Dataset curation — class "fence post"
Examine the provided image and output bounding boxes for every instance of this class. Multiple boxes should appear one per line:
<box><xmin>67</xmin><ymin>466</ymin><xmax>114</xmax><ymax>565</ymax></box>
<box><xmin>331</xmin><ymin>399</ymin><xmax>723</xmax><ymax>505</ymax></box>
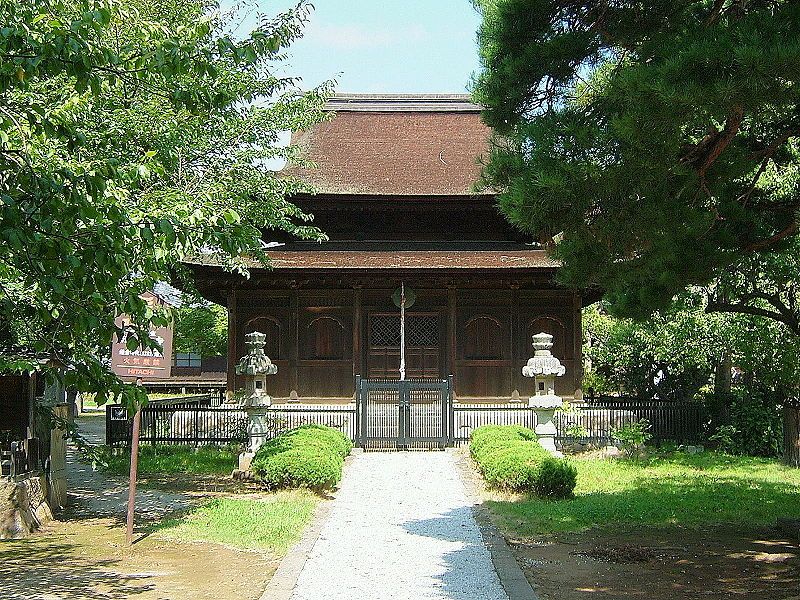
<box><xmin>359</xmin><ymin>377</ymin><xmax>368</xmax><ymax>447</ymax></box>
<box><xmin>354</xmin><ymin>376</ymin><xmax>361</xmax><ymax>446</ymax></box>
<box><xmin>106</xmin><ymin>405</ymin><xmax>111</xmax><ymax>446</ymax></box>
<box><xmin>447</xmin><ymin>375</ymin><xmax>454</xmax><ymax>446</ymax></box>
<box><xmin>529</xmin><ymin>405</ymin><xmax>536</xmax><ymax>433</ymax></box>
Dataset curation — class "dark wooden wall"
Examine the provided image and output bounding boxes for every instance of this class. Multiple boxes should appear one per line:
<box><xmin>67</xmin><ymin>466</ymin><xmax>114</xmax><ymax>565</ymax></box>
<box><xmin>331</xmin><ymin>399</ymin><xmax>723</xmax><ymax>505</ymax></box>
<box><xmin>0</xmin><ymin>374</ymin><xmax>31</xmax><ymax>439</ymax></box>
<box><xmin>230</xmin><ymin>283</ymin><xmax>581</xmax><ymax>402</ymax></box>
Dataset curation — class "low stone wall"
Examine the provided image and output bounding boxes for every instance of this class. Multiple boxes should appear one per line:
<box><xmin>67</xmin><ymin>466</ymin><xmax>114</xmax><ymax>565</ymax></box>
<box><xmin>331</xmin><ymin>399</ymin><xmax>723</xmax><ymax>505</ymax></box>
<box><xmin>0</xmin><ymin>474</ymin><xmax>53</xmax><ymax>539</ymax></box>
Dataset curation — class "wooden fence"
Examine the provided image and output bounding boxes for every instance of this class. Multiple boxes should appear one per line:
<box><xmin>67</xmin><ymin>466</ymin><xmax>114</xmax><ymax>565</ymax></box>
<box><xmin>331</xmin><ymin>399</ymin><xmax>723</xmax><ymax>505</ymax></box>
<box><xmin>106</xmin><ymin>398</ymin><xmax>703</xmax><ymax>449</ymax></box>
<box><xmin>452</xmin><ymin>400</ymin><xmax>704</xmax><ymax>447</ymax></box>
<box><xmin>106</xmin><ymin>403</ymin><xmax>357</xmax><ymax>447</ymax></box>
<box><xmin>0</xmin><ymin>437</ymin><xmax>40</xmax><ymax>478</ymax></box>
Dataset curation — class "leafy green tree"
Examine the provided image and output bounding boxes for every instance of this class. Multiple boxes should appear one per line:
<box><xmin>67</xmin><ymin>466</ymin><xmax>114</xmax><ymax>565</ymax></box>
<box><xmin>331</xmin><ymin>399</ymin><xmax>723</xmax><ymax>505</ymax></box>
<box><xmin>583</xmin><ymin>298</ymin><xmax>726</xmax><ymax>400</ymax></box>
<box><xmin>472</xmin><ymin>0</ymin><xmax>800</xmax><ymax>331</ymax></box>
<box><xmin>173</xmin><ymin>301</ymin><xmax>227</xmax><ymax>357</ymax></box>
<box><xmin>0</xmin><ymin>0</ymin><xmax>330</xmax><ymax>406</ymax></box>
<box><xmin>584</xmin><ymin>295</ymin><xmax>799</xmax><ymax>458</ymax></box>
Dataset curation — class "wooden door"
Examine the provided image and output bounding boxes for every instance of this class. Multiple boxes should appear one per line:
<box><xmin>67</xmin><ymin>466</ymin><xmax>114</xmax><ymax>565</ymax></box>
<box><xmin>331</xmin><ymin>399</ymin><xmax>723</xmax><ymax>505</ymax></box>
<box><xmin>367</xmin><ymin>312</ymin><xmax>441</xmax><ymax>379</ymax></box>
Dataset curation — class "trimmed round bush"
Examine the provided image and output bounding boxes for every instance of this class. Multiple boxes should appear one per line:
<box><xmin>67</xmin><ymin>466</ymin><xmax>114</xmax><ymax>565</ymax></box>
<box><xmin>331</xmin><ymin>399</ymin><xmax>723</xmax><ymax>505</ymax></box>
<box><xmin>255</xmin><ymin>447</ymin><xmax>342</xmax><ymax>490</ymax></box>
<box><xmin>533</xmin><ymin>457</ymin><xmax>578</xmax><ymax>499</ymax></box>
<box><xmin>470</xmin><ymin>425</ymin><xmax>538</xmax><ymax>459</ymax></box>
<box><xmin>469</xmin><ymin>425</ymin><xmax>577</xmax><ymax>499</ymax></box>
<box><xmin>479</xmin><ymin>442</ymin><xmax>541</xmax><ymax>491</ymax></box>
<box><xmin>250</xmin><ymin>424</ymin><xmax>351</xmax><ymax>491</ymax></box>
<box><xmin>291</xmin><ymin>424</ymin><xmax>353</xmax><ymax>458</ymax></box>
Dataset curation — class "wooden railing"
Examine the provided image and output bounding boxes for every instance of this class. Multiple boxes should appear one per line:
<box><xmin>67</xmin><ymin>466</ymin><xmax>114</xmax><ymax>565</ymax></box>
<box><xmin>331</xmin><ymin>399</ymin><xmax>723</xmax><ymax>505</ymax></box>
<box><xmin>1</xmin><ymin>437</ymin><xmax>41</xmax><ymax>478</ymax></box>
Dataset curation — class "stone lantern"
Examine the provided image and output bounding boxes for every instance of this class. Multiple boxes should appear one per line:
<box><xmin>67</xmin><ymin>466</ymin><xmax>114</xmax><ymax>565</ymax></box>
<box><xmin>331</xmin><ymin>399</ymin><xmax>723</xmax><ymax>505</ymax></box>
<box><xmin>235</xmin><ymin>332</ymin><xmax>278</xmax><ymax>407</ymax></box>
<box><xmin>522</xmin><ymin>332</ymin><xmax>566</xmax><ymax>456</ymax></box>
<box><xmin>234</xmin><ymin>331</ymin><xmax>278</xmax><ymax>472</ymax></box>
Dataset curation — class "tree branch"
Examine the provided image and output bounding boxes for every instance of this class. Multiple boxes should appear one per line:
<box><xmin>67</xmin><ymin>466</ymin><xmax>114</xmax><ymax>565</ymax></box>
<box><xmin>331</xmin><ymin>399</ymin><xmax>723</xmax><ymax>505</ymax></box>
<box><xmin>706</xmin><ymin>300</ymin><xmax>800</xmax><ymax>335</ymax></box>
<box><xmin>749</xmin><ymin>126</ymin><xmax>800</xmax><ymax>160</ymax></box>
<box><xmin>704</xmin><ymin>0</ymin><xmax>728</xmax><ymax>26</ymax></box>
<box><xmin>742</xmin><ymin>221</ymin><xmax>799</xmax><ymax>253</ymax></box>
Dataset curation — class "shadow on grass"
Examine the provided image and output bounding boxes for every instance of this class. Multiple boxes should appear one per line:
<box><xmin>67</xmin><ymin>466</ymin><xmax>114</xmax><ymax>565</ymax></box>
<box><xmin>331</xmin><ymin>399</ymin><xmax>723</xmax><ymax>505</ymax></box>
<box><xmin>0</xmin><ymin>541</ymin><xmax>152</xmax><ymax>600</ymax></box>
<box><xmin>489</xmin><ymin>471</ymin><xmax>800</xmax><ymax>536</ymax></box>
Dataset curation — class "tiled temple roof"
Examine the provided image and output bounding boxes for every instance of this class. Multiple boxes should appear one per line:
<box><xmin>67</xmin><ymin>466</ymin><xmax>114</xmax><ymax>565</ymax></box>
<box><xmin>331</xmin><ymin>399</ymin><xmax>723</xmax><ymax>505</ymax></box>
<box><xmin>283</xmin><ymin>94</ymin><xmax>492</xmax><ymax>196</ymax></box>
<box><xmin>184</xmin><ymin>248</ymin><xmax>558</xmax><ymax>271</ymax></box>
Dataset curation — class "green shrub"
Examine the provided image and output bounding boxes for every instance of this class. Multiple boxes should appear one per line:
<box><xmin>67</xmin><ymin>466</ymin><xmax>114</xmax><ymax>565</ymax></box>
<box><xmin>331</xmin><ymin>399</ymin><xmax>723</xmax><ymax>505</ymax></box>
<box><xmin>612</xmin><ymin>419</ymin><xmax>652</xmax><ymax>456</ymax></box>
<box><xmin>98</xmin><ymin>444</ymin><xmax>238</xmax><ymax>475</ymax></box>
<box><xmin>534</xmin><ymin>457</ymin><xmax>578</xmax><ymax>499</ymax></box>
<box><xmin>469</xmin><ymin>425</ymin><xmax>577</xmax><ymax>498</ymax></box>
<box><xmin>479</xmin><ymin>441</ymin><xmax>547</xmax><ymax>490</ymax></box>
<box><xmin>708</xmin><ymin>424</ymin><xmax>738</xmax><ymax>454</ymax></box>
<box><xmin>255</xmin><ymin>447</ymin><xmax>343</xmax><ymax>490</ymax></box>
<box><xmin>470</xmin><ymin>425</ymin><xmax>537</xmax><ymax>461</ymax></box>
<box><xmin>250</xmin><ymin>425</ymin><xmax>351</xmax><ymax>491</ymax></box>
<box><xmin>704</xmin><ymin>389</ymin><xmax>783</xmax><ymax>457</ymax></box>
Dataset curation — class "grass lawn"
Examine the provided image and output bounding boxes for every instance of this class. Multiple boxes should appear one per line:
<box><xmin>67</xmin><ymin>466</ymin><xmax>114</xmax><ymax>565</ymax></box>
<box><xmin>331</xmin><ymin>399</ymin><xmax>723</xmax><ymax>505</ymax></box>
<box><xmin>153</xmin><ymin>492</ymin><xmax>318</xmax><ymax>553</ymax></box>
<box><xmin>99</xmin><ymin>444</ymin><xmax>238</xmax><ymax>476</ymax></box>
<box><xmin>487</xmin><ymin>451</ymin><xmax>800</xmax><ymax>536</ymax></box>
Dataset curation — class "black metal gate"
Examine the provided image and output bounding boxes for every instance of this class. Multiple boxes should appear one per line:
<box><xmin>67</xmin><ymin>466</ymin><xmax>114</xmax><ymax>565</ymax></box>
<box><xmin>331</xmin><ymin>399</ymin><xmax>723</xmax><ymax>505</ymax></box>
<box><xmin>356</xmin><ymin>376</ymin><xmax>453</xmax><ymax>449</ymax></box>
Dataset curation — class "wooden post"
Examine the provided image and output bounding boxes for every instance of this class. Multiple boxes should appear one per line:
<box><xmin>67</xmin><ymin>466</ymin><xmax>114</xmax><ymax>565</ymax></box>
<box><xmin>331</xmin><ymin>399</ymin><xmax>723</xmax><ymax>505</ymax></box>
<box><xmin>784</xmin><ymin>406</ymin><xmax>800</xmax><ymax>467</ymax></box>
<box><xmin>572</xmin><ymin>293</ymin><xmax>583</xmax><ymax>400</ymax></box>
<box><xmin>511</xmin><ymin>284</ymin><xmax>520</xmax><ymax>398</ymax></box>
<box><xmin>353</xmin><ymin>286</ymin><xmax>362</xmax><ymax>378</ymax></box>
<box><xmin>399</xmin><ymin>282</ymin><xmax>406</xmax><ymax>381</ymax></box>
<box><xmin>126</xmin><ymin>403</ymin><xmax>142</xmax><ymax>546</ymax></box>
<box><xmin>290</xmin><ymin>287</ymin><xmax>299</xmax><ymax>394</ymax></box>
<box><xmin>226</xmin><ymin>290</ymin><xmax>237</xmax><ymax>397</ymax></box>
<box><xmin>447</xmin><ymin>286</ymin><xmax>457</xmax><ymax>397</ymax></box>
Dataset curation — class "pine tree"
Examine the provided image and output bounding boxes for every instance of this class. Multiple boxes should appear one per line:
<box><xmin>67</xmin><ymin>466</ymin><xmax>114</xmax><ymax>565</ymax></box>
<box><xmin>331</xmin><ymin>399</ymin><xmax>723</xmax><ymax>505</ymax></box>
<box><xmin>473</xmin><ymin>0</ymin><xmax>800</xmax><ymax>328</ymax></box>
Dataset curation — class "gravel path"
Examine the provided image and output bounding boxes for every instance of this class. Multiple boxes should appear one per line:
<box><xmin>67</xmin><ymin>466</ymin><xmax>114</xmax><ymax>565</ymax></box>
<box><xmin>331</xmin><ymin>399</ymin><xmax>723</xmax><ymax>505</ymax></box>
<box><xmin>67</xmin><ymin>412</ymin><xmax>192</xmax><ymax>521</ymax></box>
<box><xmin>289</xmin><ymin>452</ymin><xmax>509</xmax><ymax>600</ymax></box>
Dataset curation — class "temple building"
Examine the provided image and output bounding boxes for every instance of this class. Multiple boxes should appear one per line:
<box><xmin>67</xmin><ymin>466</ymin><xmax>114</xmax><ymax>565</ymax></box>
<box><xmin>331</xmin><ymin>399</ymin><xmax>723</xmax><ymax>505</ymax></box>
<box><xmin>185</xmin><ymin>94</ymin><xmax>588</xmax><ymax>403</ymax></box>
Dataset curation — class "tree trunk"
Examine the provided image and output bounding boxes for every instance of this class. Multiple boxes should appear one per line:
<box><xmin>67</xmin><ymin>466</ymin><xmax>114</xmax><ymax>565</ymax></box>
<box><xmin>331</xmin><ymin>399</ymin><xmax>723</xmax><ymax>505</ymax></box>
<box><xmin>784</xmin><ymin>406</ymin><xmax>800</xmax><ymax>468</ymax></box>
<box><xmin>715</xmin><ymin>352</ymin><xmax>732</xmax><ymax>395</ymax></box>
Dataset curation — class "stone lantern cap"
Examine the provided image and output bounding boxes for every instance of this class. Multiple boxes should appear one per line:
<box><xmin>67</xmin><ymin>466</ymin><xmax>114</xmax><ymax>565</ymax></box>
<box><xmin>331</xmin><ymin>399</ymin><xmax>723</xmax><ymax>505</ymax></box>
<box><xmin>522</xmin><ymin>333</ymin><xmax>566</xmax><ymax>378</ymax></box>
<box><xmin>235</xmin><ymin>332</ymin><xmax>278</xmax><ymax>376</ymax></box>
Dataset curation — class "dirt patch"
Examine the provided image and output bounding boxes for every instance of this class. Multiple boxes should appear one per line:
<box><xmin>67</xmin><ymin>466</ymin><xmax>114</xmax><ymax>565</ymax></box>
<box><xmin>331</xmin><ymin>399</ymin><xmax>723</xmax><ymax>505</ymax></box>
<box><xmin>507</xmin><ymin>525</ymin><xmax>800</xmax><ymax>600</ymax></box>
<box><xmin>0</xmin><ymin>517</ymin><xmax>277</xmax><ymax>600</ymax></box>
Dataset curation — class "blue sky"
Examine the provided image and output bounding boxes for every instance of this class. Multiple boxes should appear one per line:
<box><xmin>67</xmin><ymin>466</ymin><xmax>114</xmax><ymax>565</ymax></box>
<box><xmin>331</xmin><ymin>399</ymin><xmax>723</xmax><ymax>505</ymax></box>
<box><xmin>221</xmin><ymin>0</ymin><xmax>483</xmax><ymax>93</ymax></box>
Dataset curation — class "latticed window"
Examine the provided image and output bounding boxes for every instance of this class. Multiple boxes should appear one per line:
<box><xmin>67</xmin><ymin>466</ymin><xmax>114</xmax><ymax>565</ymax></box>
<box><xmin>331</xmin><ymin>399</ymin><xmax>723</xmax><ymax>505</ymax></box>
<box><xmin>371</xmin><ymin>315</ymin><xmax>401</xmax><ymax>347</ymax></box>
<box><xmin>370</xmin><ymin>315</ymin><xmax>438</xmax><ymax>348</ymax></box>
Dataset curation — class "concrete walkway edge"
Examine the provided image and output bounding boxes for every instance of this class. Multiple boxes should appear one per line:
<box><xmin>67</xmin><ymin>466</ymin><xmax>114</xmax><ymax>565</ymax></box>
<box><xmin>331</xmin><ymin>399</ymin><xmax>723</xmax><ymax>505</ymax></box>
<box><xmin>453</xmin><ymin>450</ymin><xmax>540</xmax><ymax>600</ymax></box>
<box><xmin>262</xmin><ymin>449</ymin><xmax>538</xmax><ymax>600</ymax></box>
<box><xmin>259</xmin><ymin>451</ymin><xmax>361</xmax><ymax>600</ymax></box>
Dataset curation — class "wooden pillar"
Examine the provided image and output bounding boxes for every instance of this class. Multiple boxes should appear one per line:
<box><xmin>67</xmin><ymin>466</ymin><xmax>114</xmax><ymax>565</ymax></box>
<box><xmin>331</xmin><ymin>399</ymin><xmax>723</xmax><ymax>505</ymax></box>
<box><xmin>511</xmin><ymin>283</ymin><xmax>520</xmax><ymax>397</ymax></box>
<box><xmin>573</xmin><ymin>292</ymin><xmax>583</xmax><ymax>399</ymax></box>
<box><xmin>353</xmin><ymin>286</ymin><xmax>363</xmax><ymax>378</ymax></box>
<box><xmin>226</xmin><ymin>290</ymin><xmax>237</xmax><ymax>395</ymax></box>
<box><xmin>289</xmin><ymin>286</ymin><xmax>299</xmax><ymax>394</ymax></box>
<box><xmin>447</xmin><ymin>285</ymin><xmax>457</xmax><ymax>399</ymax></box>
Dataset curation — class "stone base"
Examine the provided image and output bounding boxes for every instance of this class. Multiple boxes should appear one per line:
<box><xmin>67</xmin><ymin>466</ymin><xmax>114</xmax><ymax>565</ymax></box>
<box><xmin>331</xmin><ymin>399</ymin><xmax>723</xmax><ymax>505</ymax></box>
<box><xmin>1</xmin><ymin>474</ymin><xmax>53</xmax><ymax>539</ymax></box>
<box><xmin>238</xmin><ymin>451</ymin><xmax>254</xmax><ymax>472</ymax></box>
<box><xmin>231</xmin><ymin>468</ymin><xmax>256</xmax><ymax>482</ymax></box>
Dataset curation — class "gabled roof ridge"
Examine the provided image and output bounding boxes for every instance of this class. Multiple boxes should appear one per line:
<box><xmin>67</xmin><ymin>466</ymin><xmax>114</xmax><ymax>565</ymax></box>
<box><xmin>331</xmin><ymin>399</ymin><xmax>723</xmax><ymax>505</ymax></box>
<box><xmin>325</xmin><ymin>93</ymin><xmax>481</xmax><ymax>112</ymax></box>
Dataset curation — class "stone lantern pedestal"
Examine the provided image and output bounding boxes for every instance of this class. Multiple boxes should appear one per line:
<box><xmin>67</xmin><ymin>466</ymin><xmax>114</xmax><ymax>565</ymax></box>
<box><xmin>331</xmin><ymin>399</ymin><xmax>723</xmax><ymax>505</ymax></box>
<box><xmin>522</xmin><ymin>333</ymin><xmax>566</xmax><ymax>457</ymax></box>
<box><xmin>234</xmin><ymin>332</ymin><xmax>277</xmax><ymax>472</ymax></box>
